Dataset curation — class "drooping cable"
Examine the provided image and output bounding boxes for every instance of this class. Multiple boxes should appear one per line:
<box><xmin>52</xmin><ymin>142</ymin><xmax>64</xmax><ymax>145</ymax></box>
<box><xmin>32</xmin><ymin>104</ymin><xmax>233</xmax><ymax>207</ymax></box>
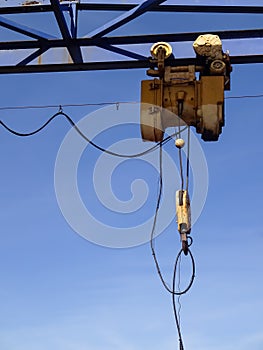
<box><xmin>149</xmin><ymin>118</ymin><xmax>196</xmax><ymax>349</ymax></box>
<box><xmin>1</xmin><ymin>103</ymin><xmax>196</xmax><ymax>347</ymax></box>
<box><xmin>0</xmin><ymin>111</ymin><xmax>187</xmax><ymax>158</ymax></box>
<box><xmin>172</xmin><ymin>245</ymin><xmax>196</xmax><ymax>350</ymax></box>
<box><xmin>150</xmin><ymin>143</ymin><xmax>195</xmax><ymax>296</ymax></box>
<box><xmin>173</xmin><ymin>250</ymin><xmax>184</xmax><ymax>350</ymax></box>
<box><xmin>177</xmin><ymin>253</ymin><xmax>182</xmax><ymax>338</ymax></box>
<box><xmin>175</xmin><ymin>125</ymin><xmax>191</xmax><ymax>348</ymax></box>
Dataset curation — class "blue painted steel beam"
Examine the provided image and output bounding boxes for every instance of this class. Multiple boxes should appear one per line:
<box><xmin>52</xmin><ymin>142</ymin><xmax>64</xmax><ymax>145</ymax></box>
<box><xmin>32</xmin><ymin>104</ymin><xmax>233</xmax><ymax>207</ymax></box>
<box><xmin>0</xmin><ymin>55</ymin><xmax>261</xmax><ymax>74</ymax></box>
<box><xmin>16</xmin><ymin>47</ymin><xmax>49</xmax><ymax>66</ymax></box>
<box><xmin>0</xmin><ymin>29</ymin><xmax>262</xmax><ymax>50</ymax></box>
<box><xmin>0</xmin><ymin>16</ymin><xmax>56</xmax><ymax>40</ymax></box>
<box><xmin>97</xmin><ymin>43</ymin><xmax>147</xmax><ymax>60</ymax></box>
<box><xmin>87</xmin><ymin>0</ymin><xmax>167</xmax><ymax>38</ymax></box>
<box><xmin>79</xmin><ymin>3</ymin><xmax>263</xmax><ymax>14</ymax></box>
<box><xmin>1</xmin><ymin>4</ymin><xmax>263</xmax><ymax>15</ymax></box>
<box><xmin>50</xmin><ymin>0</ymin><xmax>83</xmax><ymax>63</ymax></box>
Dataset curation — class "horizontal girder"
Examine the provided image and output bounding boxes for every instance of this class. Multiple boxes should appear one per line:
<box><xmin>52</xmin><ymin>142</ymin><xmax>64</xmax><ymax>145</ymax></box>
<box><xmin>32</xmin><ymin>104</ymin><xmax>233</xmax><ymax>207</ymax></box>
<box><xmin>0</xmin><ymin>1</ymin><xmax>262</xmax><ymax>74</ymax></box>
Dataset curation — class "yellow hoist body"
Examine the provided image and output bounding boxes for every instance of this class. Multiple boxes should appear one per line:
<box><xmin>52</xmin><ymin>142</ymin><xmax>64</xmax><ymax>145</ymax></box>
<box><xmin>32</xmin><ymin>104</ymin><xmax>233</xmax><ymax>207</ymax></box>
<box><xmin>141</xmin><ymin>34</ymin><xmax>232</xmax><ymax>142</ymax></box>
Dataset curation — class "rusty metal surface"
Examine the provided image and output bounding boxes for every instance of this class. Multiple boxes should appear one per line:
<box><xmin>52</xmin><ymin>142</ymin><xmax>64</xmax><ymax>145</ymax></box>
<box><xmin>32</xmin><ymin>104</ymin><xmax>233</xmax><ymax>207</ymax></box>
<box><xmin>140</xmin><ymin>35</ymin><xmax>232</xmax><ymax>142</ymax></box>
<box><xmin>140</xmin><ymin>67</ymin><xmax>227</xmax><ymax>141</ymax></box>
<box><xmin>140</xmin><ymin>79</ymin><xmax>164</xmax><ymax>142</ymax></box>
<box><xmin>176</xmin><ymin>190</ymin><xmax>191</xmax><ymax>237</ymax></box>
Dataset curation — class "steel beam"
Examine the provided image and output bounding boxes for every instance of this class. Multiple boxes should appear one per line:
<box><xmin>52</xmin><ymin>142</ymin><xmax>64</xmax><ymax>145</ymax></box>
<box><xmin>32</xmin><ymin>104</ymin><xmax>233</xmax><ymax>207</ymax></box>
<box><xmin>96</xmin><ymin>43</ymin><xmax>147</xmax><ymax>60</ymax></box>
<box><xmin>50</xmin><ymin>0</ymin><xmax>83</xmax><ymax>63</ymax></box>
<box><xmin>0</xmin><ymin>3</ymin><xmax>262</xmax><ymax>72</ymax></box>
<box><xmin>0</xmin><ymin>29</ymin><xmax>262</xmax><ymax>51</ymax></box>
<box><xmin>0</xmin><ymin>5</ymin><xmax>53</xmax><ymax>15</ymax></box>
<box><xmin>87</xmin><ymin>0</ymin><xmax>166</xmax><ymax>38</ymax></box>
<box><xmin>16</xmin><ymin>47</ymin><xmax>49</xmax><ymax>66</ymax></box>
<box><xmin>0</xmin><ymin>15</ymin><xmax>55</xmax><ymax>40</ymax></box>
<box><xmin>0</xmin><ymin>55</ymin><xmax>261</xmax><ymax>74</ymax></box>
<box><xmin>79</xmin><ymin>3</ymin><xmax>263</xmax><ymax>14</ymax></box>
<box><xmin>1</xmin><ymin>4</ymin><xmax>263</xmax><ymax>15</ymax></box>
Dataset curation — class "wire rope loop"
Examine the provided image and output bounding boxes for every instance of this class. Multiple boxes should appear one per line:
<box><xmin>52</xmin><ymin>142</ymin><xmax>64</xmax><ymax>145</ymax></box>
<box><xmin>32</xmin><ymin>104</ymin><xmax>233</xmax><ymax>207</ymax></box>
<box><xmin>172</xmin><ymin>248</ymin><xmax>195</xmax><ymax>296</ymax></box>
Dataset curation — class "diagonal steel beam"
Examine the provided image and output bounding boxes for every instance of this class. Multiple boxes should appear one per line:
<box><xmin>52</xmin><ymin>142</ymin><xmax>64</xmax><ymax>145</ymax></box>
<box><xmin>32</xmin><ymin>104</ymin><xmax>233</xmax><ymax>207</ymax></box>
<box><xmin>97</xmin><ymin>43</ymin><xmax>147</xmax><ymax>60</ymax></box>
<box><xmin>87</xmin><ymin>0</ymin><xmax>167</xmax><ymax>38</ymax></box>
<box><xmin>50</xmin><ymin>0</ymin><xmax>83</xmax><ymax>63</ymax></box>
<box><xmin>0</xmin><ymin>15</ymin><xmax>56</xmax><ymax>40</ymax></box>
<box><xmin>16</xmin><ymin>47</ymin><xmax>49</xmax><ymax>66</ymax></box>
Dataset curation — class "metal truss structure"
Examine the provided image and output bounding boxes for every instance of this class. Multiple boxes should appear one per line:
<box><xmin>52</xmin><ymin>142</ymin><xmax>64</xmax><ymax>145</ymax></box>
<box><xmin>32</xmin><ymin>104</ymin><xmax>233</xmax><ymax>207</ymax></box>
<box><xmin>0</xmin><ymin>0</ymin><xmax>263</xmax><ymax>74</ymax></box>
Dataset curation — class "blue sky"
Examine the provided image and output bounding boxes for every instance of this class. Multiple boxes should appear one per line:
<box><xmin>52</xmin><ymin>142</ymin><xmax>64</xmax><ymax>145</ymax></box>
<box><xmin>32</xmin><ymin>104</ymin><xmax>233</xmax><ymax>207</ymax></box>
<box><xmin>1</xmin><ymin>1</ymin><xmax>263</xmax><ymax>349</ymax></box>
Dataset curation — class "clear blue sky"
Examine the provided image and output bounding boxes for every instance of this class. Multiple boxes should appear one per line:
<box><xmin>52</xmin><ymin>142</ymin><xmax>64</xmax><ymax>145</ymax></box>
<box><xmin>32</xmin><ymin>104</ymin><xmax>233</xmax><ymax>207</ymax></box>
<box><xmin>1</xmin><ymin>1</ymin><xmax>263</xmax><ymax>349</ymax></box>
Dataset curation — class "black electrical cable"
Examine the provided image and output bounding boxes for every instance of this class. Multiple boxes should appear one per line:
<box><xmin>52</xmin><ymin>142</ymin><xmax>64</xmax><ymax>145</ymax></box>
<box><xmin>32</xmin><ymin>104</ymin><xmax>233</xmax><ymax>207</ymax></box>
<box><xmin>185</xmin><ymin>126</ymin><xmax>191</xmax><ymax>192</ymax></box>
<box><xmin>0</xmin><ymin>101</ymin><xmax>137</xmax><ymax>111</ymax></box>
<box><xmin>173</xmin><ymin>250</ymin><xmax>185</xmax><ymax>350</ymax></box>
<box><xmin>177</xmin><ymin>102</ymin><xmax>185</xmax><ymax>192</ymax></box>
<box><xmin>172</xmin><ymin>248</ymin><xmax>196</xmax><ymax>350</ymax></box>
<box><xmin>1</xmin><ymin>102</ymin><xmax>197</xmax><ymax>348</ymax></box>
<box><xmin>177</xmin><ymin>253</ymin><xmax>182</xmax><ymax>318</ymax></box>
<box><xmin>0</xmin><ymin>111</ymin><xmax>187</xmax><ymax>158</ymax></box>
<box><xmin>150</xmin><ymin>142</ymin><xmax>196</xmax><ymax>349</ymax></box>
<box><xmin>225</xmin><ymin>93</ymin><xmax>263</xmax><ymax>100</ymax></box>
<box><xmin>150</xmin><ymin>143</ymin><xmax>195</xmax><ymax>296</ymax></box>
<box><xmin>0</xmin><ymin>92</ymin><xmax>262</xmax><ymax>111</ymax></box>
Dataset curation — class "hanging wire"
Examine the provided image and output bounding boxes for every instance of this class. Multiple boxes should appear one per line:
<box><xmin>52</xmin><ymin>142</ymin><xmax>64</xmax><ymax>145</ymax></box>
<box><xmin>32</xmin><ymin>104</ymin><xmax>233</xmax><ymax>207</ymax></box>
<box><xmin>0</xmin><ymin>101</ymin><xmax>137</xmax><ymax>111</ymax></box>
<box><xmin>172</xmin><ymin>249</ymin><xmax>191</xmax><ymax>350</ymax></box>
<box><xmin>186</xmin><ymin>126</ymin><xmax>191</xmax><ymax>192</ymax></box>
<box><xmin>177</xmin><ymin>255</ymin><xmax>182</xmax><ymax>325</ymax></box>
<box><xmin>148</xmin><ymin>116</ymin><xmax>196</xmax><ymax>349</ymax></box>
<box><xmin>173</xmin><ymin>253</ymin><xmax>184</xmax><ymax>350</ymax></box>
<box><xmin>0</xmin><ymin>92</ymin><xmax>262</xmax><ymax>111</ymax></box>
<box><xmin>177</xmin><ymin>101</ymin><xmax>185</xmax><ymax>192</ymax></box>
<box><xmin>225</xmin><ymin>93</ymin><xmax>263</xmax><ymax>100</ymax></box>
<box><xmin>150</xmin><ymin>143</ymin><xmax>195</xmax><ymax>296</ymax></box>
<box><xmin>0</xmin><ymin>110</ymin><xmax>187</xmax><ymax>158</ymax></box>
<box><xmin>178</xmin><ymin>147</ymin><xmax>184</xmax><ymax>192</ymax></box>
<box><xmin>1</xmin><ymin>103</ymin><xmax>197</xmax><ymax>348</ymax></box>
<box><xmin>177</xmin><ymin>253</ymin><xmax>182</xmax><ymax>334</ymax></box>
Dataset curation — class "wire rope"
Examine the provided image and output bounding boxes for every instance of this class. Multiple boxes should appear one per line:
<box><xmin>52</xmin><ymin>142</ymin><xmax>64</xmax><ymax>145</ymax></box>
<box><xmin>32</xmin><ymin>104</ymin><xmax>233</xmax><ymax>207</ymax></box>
<box><xmin>186</xmin><ymin>126</ymin><xmax>191</xmax><ymax>192</ymax></box>
<box><xmin>149</xmin><ymin>128</ymin><xmax>196</xmax><ymax>349</ymax></box>
<box><xmin>0</xmin><ymin>101</ymin><xmax>137</xmax><ymax>111</ymax></box>
<box><xmin>150</xmin><ymin>143</ymin><xmax>195</xmax><ymax>296</ymax></box>
<box><xmin>0</xmin><ymin>92</ymin><xmax>262</xmax><ymax>111</ymax></box>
